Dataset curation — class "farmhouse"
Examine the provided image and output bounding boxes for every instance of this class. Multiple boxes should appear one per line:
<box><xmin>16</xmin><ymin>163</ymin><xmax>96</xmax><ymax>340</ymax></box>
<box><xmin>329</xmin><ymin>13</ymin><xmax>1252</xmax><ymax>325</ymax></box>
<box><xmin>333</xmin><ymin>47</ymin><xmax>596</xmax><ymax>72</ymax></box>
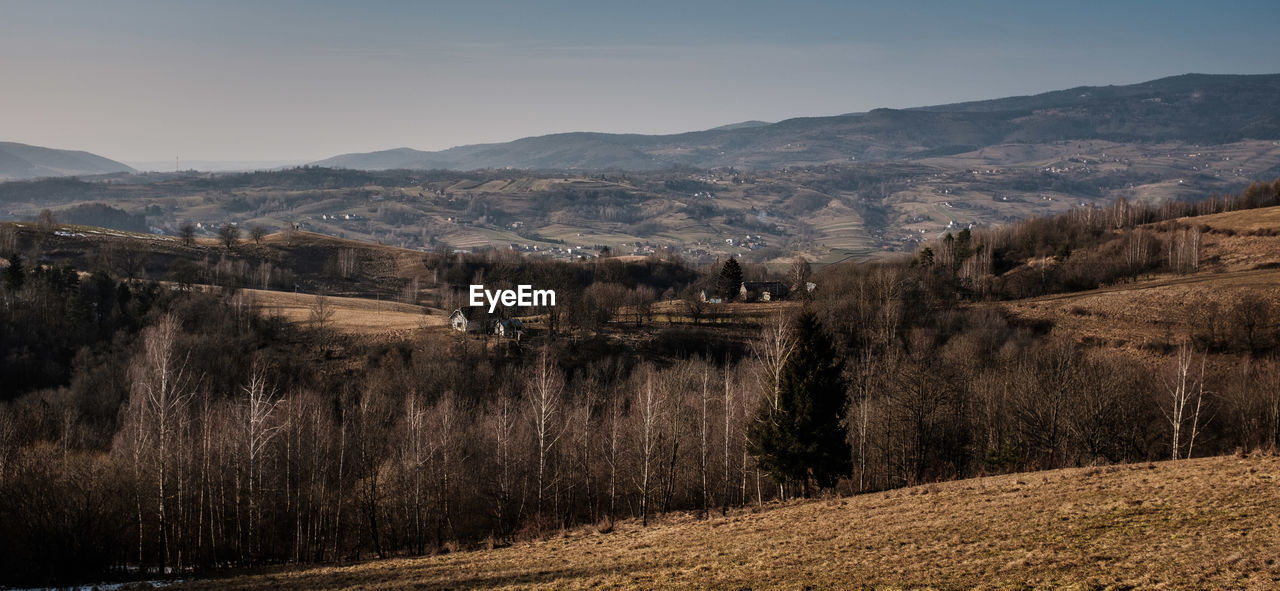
<box><xmin>494</xmin><ymin>317</ymin><xmax>523</xmax><ymax>339</ymax></box>
<box><xmin>740</xmin><ymin>281</ymin><xmax>789</xmax><ymax>302</ymax></box>
<box><xmin>448</xmin><ymin>309</ymin><xmax>484</xmax><ymax>333</ymax></box>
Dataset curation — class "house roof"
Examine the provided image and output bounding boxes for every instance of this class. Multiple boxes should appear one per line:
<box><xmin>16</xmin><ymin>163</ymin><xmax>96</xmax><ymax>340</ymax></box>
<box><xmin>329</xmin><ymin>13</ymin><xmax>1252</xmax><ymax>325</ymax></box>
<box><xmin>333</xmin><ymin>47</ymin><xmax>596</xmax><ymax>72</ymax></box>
<box><xmin>741</xmin><ymin>281</ymin><xmax>787</xmax><ymax>290</ymax></box>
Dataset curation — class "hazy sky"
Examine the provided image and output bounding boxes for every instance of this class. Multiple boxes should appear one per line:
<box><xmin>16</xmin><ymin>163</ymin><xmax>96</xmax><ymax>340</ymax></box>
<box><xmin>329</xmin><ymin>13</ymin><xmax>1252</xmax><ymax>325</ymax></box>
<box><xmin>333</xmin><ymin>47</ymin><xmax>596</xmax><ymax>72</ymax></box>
<box><xmin>2</xmin><ymin>0</ymin><xmax>1278</xmax><ymax>164</ymax></box>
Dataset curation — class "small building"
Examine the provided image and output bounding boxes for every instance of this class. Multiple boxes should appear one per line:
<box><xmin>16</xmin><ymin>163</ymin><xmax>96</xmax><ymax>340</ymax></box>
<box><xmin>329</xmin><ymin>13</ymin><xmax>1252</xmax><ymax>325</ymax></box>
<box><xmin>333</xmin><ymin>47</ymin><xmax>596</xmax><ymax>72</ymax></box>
<box><xmin>449</xmin><ymin>309</ymin><xmax>484</xmax><ymax>333</ymax></box>
<box><xmin>698</xmin><ymin>289</ymin><xmax>723</xmax><ymax>304</ymax></box>
<box><xmin>740</xmin><ymin>281</ymin><xmax>789</xmax><ymax>302</ymax></box>
<box><xmin>494</xmin><ymin>317</ymin><xmax>523</xmax><ymax>339</ymax></box>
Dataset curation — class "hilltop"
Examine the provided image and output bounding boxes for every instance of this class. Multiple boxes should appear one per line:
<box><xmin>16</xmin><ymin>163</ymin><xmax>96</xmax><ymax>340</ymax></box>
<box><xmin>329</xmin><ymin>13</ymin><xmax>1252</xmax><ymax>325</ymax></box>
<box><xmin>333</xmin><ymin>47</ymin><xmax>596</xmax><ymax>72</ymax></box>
<box><xmin>314</xmin><ymin>73</ymin><xmax>1280</xmax><ymax>172</ymax></box>
<box><xmin>0</xmin><ymin>141</ymin><xmax>134</xmax><ymax>180</ymax></box>
<box><xmin>177</xmin><ymin>454</ymin><xmax>1280</xmax><ymax>590</ymax></box>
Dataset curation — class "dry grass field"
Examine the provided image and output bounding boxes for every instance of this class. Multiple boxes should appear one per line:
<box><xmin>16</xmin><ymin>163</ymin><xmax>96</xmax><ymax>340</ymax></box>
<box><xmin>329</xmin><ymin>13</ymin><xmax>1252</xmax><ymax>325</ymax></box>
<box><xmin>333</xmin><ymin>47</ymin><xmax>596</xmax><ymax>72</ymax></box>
<box><xmin>1189</xmin><ymin>207</ymin><xmax>1280</xmax><ymax>233</ymax></box>
<box><xmin>648</xmin><ymin>299</ymin><xmax>799</xmax><ymax>325</ymax></box>
<box><xmin>245</xmin><ymin>289</ymin><xmax>443</xmax><ymax>336</ymax></box>
<box><xmin>176</xmin><ymin>454</ymin><xmax>1280</xmax><ymax>590</ymax></box>
<box><xmin>998</xmin><ymin>267</ymin><xmax>1280</xmax><ymax>355</ymax></box>
<box><xmin>995</xmin><ymin>207</ymin><xmax>1280</xmax><ymax>355</ymax></box>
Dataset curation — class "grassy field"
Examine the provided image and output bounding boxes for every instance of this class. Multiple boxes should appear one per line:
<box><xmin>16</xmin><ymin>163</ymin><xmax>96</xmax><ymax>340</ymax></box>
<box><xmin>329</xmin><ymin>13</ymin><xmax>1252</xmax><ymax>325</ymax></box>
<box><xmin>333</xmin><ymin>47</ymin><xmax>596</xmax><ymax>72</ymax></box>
<box><xmin>1188</xmin><ymin>206</ymin><xmax>1280</xmax><ymax>233</ymax></box>
<box><xmin>245</xmin><ymin>288</ymin><xmax>442</xmax><ymax>336</ymax></box>
<box><xmin>176</xmin><ymin>454</ymin><xmax>1280</xmax><ymax>590</ymax></box>
<box><xmin>997</xmin><ymin>267</ymin><xmax>1280</xmax><ymax>356</ymax></box>
<box><xmin>993</xmin><ymin>209</ymin><xmax>1280</xmax><ymax>355</ymax></box>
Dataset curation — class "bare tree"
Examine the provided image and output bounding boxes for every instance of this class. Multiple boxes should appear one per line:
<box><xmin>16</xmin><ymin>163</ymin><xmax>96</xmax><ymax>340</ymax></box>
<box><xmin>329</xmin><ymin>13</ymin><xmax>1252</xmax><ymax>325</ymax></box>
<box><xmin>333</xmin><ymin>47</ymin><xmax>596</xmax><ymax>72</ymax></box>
<box><xmin>257</xmin><ymin>261</ymin><xmax>274</xmax><ymax>290</ymax></box>
<box><xmin>721</xmin><ymin>360</ymin><xmax>735</xmax><ymax>515</ymax></box>
<box><xmin>1163</xmin><ymin>342</ymin><xmax>1210</xmax><ymax>459</ymax></box>
<box><xmin>426</xmin><ymin>392</ymin><xmax>464</xmax><ymax>546</ymax></box>
<box><xmin>350</xmin><ymin>388</ymin><xmax>391</xmax><ymax>559</ymax></box>
<box><xmin>336</xmin><ymin>248</ymin><xmax>359</xmax><ymax>279</ymax></box>
<box><xmin>486</xmin><ymin>391</ymin><xmax>521</xmax><ymax>538</ymax></box>
<box><xmin>1166</xmin><ymin>226</ymin><xmax>1201</xmax><ymax>273</ymax></box>
<box><xmin>527</xmin><ymin>347</ymin><xmax>564</xmax><ymax>517</ymax></box>
<box><xmin>603</xmin><ymin>389</ymin><xmax>625</xmax><ymax>520</ymax></box>
<box><xmin>309</xmin><ymin>296</ymin><xmax>335</xmax><ymax>336</ymax></box>
<box><xmin>37</xmin><ymin>209</ymin><xmax>56</xmax><ymax>231</ymax></box>
<box><xmin>635</xmin><ymin>369</ymin><xmax>661</xmax><ymax>527</ymax></box>
<box><xmin>851</xmin><ymin>350</ymin><xmax>877</xmax><ymax>492</ymax></box>
<box><xmin>787</xmin><ymin>255</ymin><xmax>812</xmax><ymax>296</ymax></box>
<box><xmin>401</xmin><ymin>392</ymin><xmax>429</xmax><ymax>553</ymax></box>
<box><xmin>218</xmin><ymin>224</ymin><xmax>241</xmax><ymax>250</ymax></box>
<box><xmin>753</xmin><ymin>313</ymin><xmax>795</xmax><ymax>414</ymax></box>
<box><xmin>241</xmin><ymin>362</ymin><xmax>285</xmax><ymax>560</ymax></box>
<box><xmin>123</xmin><ymin>314</ymin><xmax>194</xmax><ymax>569</ymax></box>
<box><xmin>0</xmin><ymin>224</ymin><xmax>18</xmax><ymax>256</ymax></box>
<box><xmin>249</xmin><ymin>225</ymin><xmax>268</xmax><ymax>245</ymax></box>
<box><xmin>179</xmin><ymin>222</ymin><xmax>197</xmax><ymax>247</ymax></box>
<box><xmin>696</xmin><ymin>361</ymin><xmax>712</xmax><ymax>518</ymax></box>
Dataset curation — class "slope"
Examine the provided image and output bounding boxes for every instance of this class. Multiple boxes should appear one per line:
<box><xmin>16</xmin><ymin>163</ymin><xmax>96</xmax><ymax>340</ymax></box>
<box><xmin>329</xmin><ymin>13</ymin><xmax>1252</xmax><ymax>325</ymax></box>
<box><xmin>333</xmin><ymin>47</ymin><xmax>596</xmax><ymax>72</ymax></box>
<box><xmin>996</xmin><ymin>205</ymin><xmax>1280</xmax><ymax>355</ymax></box>
<box><xmin>313</xmin><ymin>73</ymin><xmax>1280</xmax><ymax>172</ymax></box>
<box><xmin>0</xmin><ymin>141</ymin><xmax>135</xmax><ymax>180</ymax></box>
<box><xmin>177</xmin><ymin>454</ymin><xmax>1280</xmax><ymax>589</ymax></box>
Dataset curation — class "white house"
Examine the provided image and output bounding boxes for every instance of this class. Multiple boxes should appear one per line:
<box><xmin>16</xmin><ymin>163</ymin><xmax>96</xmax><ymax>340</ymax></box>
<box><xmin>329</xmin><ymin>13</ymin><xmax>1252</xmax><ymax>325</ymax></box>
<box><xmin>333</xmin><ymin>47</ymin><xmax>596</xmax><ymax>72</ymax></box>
<box><xmin>449</xmin><ymin>309</ymin><xmax>484</xmax><ymax>333</ymax></box>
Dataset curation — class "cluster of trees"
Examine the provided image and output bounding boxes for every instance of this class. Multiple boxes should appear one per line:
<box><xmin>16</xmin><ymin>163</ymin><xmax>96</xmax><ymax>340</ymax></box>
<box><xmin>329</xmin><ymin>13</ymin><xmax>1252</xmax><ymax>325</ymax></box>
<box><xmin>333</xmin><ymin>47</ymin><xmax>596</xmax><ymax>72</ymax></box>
<box><xmin>6</xmin><ymin>254</ymin><xmax>1279</xmax><ymax>585</ymax></box>
<box><xmin>913</xmin><ymin>178</ymin><xmax>1280</xmax><ymax>299</ymax></box>
<box><xmin>804</xmin><ymin>265</ymin><xmax>1280</xmax><ymax>502</ymax></box>
<box><xmin>0</xmin><ymin>301</ymin><xmax>823</xmax><ymax>584</ymax></box>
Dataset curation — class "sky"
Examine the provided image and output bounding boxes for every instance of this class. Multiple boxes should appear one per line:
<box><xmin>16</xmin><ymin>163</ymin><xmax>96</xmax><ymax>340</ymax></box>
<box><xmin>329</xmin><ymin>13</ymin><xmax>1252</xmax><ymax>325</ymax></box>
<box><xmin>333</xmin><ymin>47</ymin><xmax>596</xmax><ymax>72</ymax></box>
<box><xmin>2</xmin><ymin>0</ymin><xmax>1278</xmax><ymax>165</ymax></box>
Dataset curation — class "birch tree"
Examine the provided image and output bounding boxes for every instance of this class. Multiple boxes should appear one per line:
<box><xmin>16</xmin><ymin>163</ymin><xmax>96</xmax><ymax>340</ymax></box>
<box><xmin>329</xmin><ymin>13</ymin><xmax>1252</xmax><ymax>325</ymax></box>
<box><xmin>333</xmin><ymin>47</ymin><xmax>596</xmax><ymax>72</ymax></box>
<box><xmin>124</xmin><ymin>313</ymin><xmax>194</xmax><ymax>570</ymax></box>
<box><xmin>527</xmin><ymin>347</ymin><xmax>564</xmax><ymax>517</ymax></box>
<box><xmin>754</xmin><ymin>313</ymin><xmax>795</xmax><ymax>415</ymax></box>
<box><xmin>1164</xmin><ymin>343</ymin><xmax>1210</xmax><ymax>459</ymax></box>
<box><xmin>242</xmin><ymin>362</ymin><xmax>285</xmax><ymax>561</ymax></box>
<box><xmin>636</xmin><ymin>369</ymin><xmax>662</xmax><ymax>526</ymax></box>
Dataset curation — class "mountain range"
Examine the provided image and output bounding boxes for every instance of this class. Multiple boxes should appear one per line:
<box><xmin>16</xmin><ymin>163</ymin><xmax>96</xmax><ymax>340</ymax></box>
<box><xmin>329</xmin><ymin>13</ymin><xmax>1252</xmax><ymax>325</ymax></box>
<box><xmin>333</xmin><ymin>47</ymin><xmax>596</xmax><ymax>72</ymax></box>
<box><xmin>5</xmin><ymin>74</ymin><xmax>1280</xmax><ymax>179</ymax></box>
<box><xmin>313</xmin><ymin>73</ymin><xmax>1280</xmax><ymax>171</ymax></box>
<box><xmin>0</xmin><ymin>141</ymin><xmax>134</xmax><ymax>180</ymax></box>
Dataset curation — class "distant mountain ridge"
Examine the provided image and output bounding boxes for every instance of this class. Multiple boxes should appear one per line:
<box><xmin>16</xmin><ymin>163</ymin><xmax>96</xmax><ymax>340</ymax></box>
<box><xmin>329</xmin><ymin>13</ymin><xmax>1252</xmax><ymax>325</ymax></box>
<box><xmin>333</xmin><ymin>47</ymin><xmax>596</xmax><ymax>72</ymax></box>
<box><xmin>313</xmin><ymin>73</ymin><xmax>1280</xmax><ymax>171</ymax></box>
<box><xmin>0</xmin><ymin>142</ymin><xmax>134</xmax><ymax>180</ymax></box>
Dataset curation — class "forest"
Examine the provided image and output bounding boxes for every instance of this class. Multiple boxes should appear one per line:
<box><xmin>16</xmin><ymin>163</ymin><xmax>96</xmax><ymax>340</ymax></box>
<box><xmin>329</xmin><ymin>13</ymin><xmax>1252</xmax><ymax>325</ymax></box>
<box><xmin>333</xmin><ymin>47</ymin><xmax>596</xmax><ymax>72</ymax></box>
<box><xmin>1</xmin><ymin>180</ymin><xmax>1279</xmax><ymax>586</ymax></box>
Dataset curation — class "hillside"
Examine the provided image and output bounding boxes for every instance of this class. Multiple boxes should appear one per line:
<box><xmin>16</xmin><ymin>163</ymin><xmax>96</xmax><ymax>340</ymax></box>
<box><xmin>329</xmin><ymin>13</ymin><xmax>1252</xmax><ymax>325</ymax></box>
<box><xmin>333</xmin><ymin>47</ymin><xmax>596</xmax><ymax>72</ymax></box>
<box><xmin>313</xmin><ymin>73</ymin><xmax>1280</xmax><ymax>172</ymax></box>
<box><xmin>996</xmin><ymin>205</ymin><xmax>1280</xmax><ymax>357</ymax></box>
<box><xmin>178</xmin><ymin>454</ymin><xmax>1280</xmax><ymax>589</ymax></box>
<box><xmin>0</xmin><ymin>141</ymin><xmax>134</xmax><ymax>180</ymax></box>
<box><xmin>0</xmin><ymin>220</ymin><xmax>434</xmax><ymax>301</ymax></box>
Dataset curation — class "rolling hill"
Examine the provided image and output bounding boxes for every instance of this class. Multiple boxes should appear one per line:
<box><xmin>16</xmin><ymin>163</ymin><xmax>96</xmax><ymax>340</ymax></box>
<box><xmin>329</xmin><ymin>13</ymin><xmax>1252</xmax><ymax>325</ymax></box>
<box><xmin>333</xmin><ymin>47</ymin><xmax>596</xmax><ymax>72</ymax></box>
<box><xmin>0</xmin><ymin>141</ymin><xmax>134</xmax><ymax>180</ymax></box>
<box><xmin>175</xmin><ymin>454</ymin><xmax>1280</xmax><ymax>589</ymax></box>
<box><xmin>313</xmin><ymin>73</ymin><xmax>1280</xmax><ymax>172</ymax></box>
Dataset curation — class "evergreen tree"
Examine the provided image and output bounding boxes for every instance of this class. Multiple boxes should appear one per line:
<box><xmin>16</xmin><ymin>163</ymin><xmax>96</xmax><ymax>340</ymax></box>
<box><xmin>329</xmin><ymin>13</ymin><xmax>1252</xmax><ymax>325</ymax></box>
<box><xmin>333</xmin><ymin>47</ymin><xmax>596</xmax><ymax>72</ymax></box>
<box><xmin>748</xmin><ymin>310</ymin><xmax>852</xmax><ymax>496</ymax></box>
<box><xmin>4</xmin><ymin>253</ymin><xmax>23</xmax><ymax>292</ymax></box>
<box><xmin>717</xmin><ymin>257</ymin><xmax>743</xmax><ymax>301</ymax></box>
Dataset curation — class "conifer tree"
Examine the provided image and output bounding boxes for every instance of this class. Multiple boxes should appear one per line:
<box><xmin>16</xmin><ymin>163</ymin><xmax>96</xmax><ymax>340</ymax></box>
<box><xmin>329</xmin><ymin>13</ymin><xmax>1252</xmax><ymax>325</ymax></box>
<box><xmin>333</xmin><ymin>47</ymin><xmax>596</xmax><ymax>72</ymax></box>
<box><xmin>748</xmin><ymin>309</ymin><xmax>851</xmax><ymax>496</ymax></box>
<box><xmin>717</xmin><ymin>257</ymin><xmax>743</xmax><ymax>301</ymax></box>
<box><xmin>4</xmin><ymin>253</ymin><xmax>23</xmax><ymax>292</ymax></box>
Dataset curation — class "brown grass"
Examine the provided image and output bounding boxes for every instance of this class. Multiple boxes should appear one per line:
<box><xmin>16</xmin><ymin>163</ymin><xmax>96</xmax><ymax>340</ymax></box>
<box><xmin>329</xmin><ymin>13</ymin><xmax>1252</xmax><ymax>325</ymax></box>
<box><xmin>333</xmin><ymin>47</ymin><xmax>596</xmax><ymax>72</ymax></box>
<box><xmin>998</xmin><ymin>267</ymin><xmax>1280</xmax><ymax>356</ymax></box>
<box><xmin>1187</xmin><ymin>206</ymin><xmax>1280</xmax><ymax>233</ymax></box>
<box><xmin>245</xmin><ymin>289</ymin><xmax>443</xmax><ymax>336</ymax></box>
<box><xmin>176</xmin><ymin>454</ymin><xmax>1280</xmax><ymax>590</ymax></box>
